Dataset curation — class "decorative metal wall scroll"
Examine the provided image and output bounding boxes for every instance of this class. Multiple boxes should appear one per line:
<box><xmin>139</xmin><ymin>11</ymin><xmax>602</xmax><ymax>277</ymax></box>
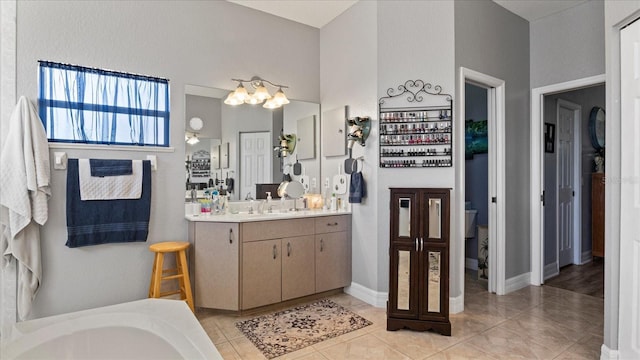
<box><xmin>378</xmin><ymin>80</ymin><xmax>453</xmax><ymax>168</ymax></box>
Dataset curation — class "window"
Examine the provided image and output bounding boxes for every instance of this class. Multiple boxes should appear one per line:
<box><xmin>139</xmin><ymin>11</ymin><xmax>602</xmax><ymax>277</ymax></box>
<box><xmin>38</xmin><ymin>61</ymin><xmax>170</xmax><ymax>147</ymax></box>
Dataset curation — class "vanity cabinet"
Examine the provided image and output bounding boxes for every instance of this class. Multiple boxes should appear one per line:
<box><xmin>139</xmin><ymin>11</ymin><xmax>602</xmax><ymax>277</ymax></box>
<box><xmin>190</xmin><ymin>214</ymin><xmax>351</xmax><ymax>311</ymax></box>
<box><xmin>388</xmin><ymin>188</ymin><xmax>451</xmax><ymax>336</ymax></box>
<box><xmin>192</xmin><ymin>222</ymin><xmax>239</xmax><ymax>310</ymax></box>
<box><xmin>315</xmin><ymin>216</ymin><xmax>352</xmax><ymax>293</ymax></box>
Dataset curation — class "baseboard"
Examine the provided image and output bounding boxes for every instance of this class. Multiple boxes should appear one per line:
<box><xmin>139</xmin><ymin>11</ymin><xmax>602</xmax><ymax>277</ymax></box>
<box><xmin>465</xmin><ymin>258</ymin><xmax>478</xmax><ymax>270</ymax></box>
<box><xmin>505</xmin><ymin>272</ymin><xmax>531</xmax><ymax>294</ymax></box>
<box><xmin>450</xmin><ymin>294</ymin><xmax>463</xmax><ymax>314</ymax></box>
<box><xmin>344</xmin><ymin>282</ymin><xmax>387</xmax><ymax>308</ymax></box>
<box><xmin>544</xmin><ymin>262</ymin><xmax>559</xmax><ymax>280</ymax></box>
<box><xmin>581</xmin><ymin>251</ymin><xmax>593</xmax><ymax>265</ymax></box>
<box><xmin>600</xmin><ymin>344</ymin><xmax>619</xmax><ymax>360</ymax></box>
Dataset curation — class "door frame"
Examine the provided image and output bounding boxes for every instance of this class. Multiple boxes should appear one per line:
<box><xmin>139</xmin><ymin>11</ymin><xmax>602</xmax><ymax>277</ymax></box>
<box><xmin>555</xmin><ymin>99</ymin><xmax>582</xmax><ymax>272</ymax></box>
<box><xmin>456</xmin><ymin>67</ymin><xmax>506</xmax><ymax>308</ymax></box>
<box><xmin>530</xmin><ymin>74</ymin><xmax>605</xmax><ymax>286</ymax></box>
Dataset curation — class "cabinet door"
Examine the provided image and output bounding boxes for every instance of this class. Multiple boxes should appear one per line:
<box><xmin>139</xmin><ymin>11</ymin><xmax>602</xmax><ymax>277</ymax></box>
<box><xmin>418</xmin><ymin>244</ymin><xmax>449</xmax><ymax>322</ymax></box>
<box><xmin>282</xmin><ymin>235</ymin><xmax>316</xmax><ymax>301</ymax></box>
<box><xmin>194</xmin><ymin>223</ymin><xmax>239</xmax><ymax>310</ymax></box>
<box><xmin>315</xmin><ymin>231</ymin><xmax>351</xmax><ymax>292</ymax></box>
<box><xmin>420</xmin><ymin>190</ymin><xmax>450</xmax><ymax>243</ymax></box>
<box><xmin>388</xmin><ymin>242</ymin><xmax>419</xmax><ymax>319</ymax></box>
<box><xmin>391</xmin><ymin>190</ymin><xmax>418</xmax><ymax>243</ymax></box>
<box><xmin>242</xmin><ymin>239</ymin><xmax>281</xmax><ymax>309</ymax></box>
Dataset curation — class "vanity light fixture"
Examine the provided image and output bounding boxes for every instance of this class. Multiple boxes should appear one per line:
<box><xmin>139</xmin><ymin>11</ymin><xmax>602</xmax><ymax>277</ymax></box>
<box><xmin>224</xmin><ymin>76</ymin><xmax>290</xmax><ymax>109</ymax></box>
<box><xmin>186</xmin><ymin>133</ymin><xmax>200</xmax><ymax>145</ymax></box>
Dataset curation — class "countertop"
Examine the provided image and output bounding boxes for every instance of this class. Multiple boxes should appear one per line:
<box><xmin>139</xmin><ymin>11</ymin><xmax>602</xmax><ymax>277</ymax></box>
<box><xmin>185</xmin><ymin>209</ymin><xmax>351</xmax><ymax>223</ymax></box>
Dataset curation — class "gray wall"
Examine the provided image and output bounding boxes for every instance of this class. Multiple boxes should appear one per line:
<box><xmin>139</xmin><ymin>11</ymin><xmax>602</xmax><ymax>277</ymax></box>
<box><xmin>14</xmin><ymin>0</ymin><xmax>320</xmax><ymax>318</ymax></box>
<box><xmin>455</xmin><ymin>0</ymin><xmax>531</xmax><ymax>279</ymax></box>
<box><xmin>530</xmin><ymin>0</ymin><xmax>605</xmax><ymax>89</ymax></box>
<box><xmin>376</xmin><ymin>0</ymin><xmax>456</xmax><ymax>292</ymax></box>
<box><xmin>320</xmin><ymin>1</ymin><xmax>379</xmax><ymax>292</ymax></box>
<box><xmin>543</xmin><ymin>85</ymin><xmax>605</xmax><ymax>268</ymax></box>
<box><xmin>185</xmin><ymin>95</ymin><xmax>221</xmax><ymax>140</ymax></box>
<box><xmin>464</xmin><ymin>83</ymin><xmax>488</xmax><ymax>262</ymax></box>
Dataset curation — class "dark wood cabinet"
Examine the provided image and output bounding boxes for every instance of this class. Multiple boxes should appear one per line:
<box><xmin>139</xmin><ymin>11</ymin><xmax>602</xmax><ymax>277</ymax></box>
<box><xmin>388</xmin><ymin>188</ymin><xmax>451</xmax><ymax>336</ymax></box>
<box><xmin>592</xmin><ymin>173</ymin><xmax>605</xmax><ymax>257</ymax></box>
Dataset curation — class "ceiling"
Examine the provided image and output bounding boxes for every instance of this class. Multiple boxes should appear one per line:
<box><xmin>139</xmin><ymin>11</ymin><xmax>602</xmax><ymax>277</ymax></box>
<box><xmin>492</xmin><ymin>0</ymin><xmax>589</xmax><ymax>22</ymax></box>
<box><xmin>228</xmin><ymin>0</ymin><xmax>589</xmax><ymax>28</ymax></box>
<box><xmin>227</xmin><ymin>0</ymin><xmax>358</xmax><ymax>28</ymax></box>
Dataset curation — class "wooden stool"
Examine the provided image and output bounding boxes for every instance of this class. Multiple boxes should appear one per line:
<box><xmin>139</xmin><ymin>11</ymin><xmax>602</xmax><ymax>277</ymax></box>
<box><xmin>148</xmin><ymin>241</ymin><xmax>194</xmax><ymax>312</ymax></box>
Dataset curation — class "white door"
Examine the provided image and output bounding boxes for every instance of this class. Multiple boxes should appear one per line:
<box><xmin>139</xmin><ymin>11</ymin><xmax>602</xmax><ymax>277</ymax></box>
<box><xmin>619</xmin><ymin>18</ymin><xmax>640</xmax><ymax>359</ymax></box>
<box><xmin>556</xmin><ymin>100</ymin><xmax>580</xmax><ymax>267</ymax></box>
<box><xmin>240</xmin><ymin>132</ymin><xmax>272</xmax><ymax>200</ymax></box>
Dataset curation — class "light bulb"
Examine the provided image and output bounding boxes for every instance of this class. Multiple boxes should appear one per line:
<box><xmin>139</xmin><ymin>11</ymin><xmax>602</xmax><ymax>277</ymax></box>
<box><xmin>262</xmin><ymin>98</ymin><xmax>281</xmax><ymax>109</ymax></box>
<box><xmin>272</xmin><ymin>88</ymin><xmax>290</xmax><ymax>106</ymax></box>
<box><xmin>253</xmin><ymin>82</ymin><xmax>272</xmax><ymax>101</ymax></box>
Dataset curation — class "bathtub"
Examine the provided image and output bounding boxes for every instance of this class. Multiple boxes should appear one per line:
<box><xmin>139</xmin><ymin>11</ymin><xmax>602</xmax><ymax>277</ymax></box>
<box><xmin>1</xmin><ymin>299</ymin><xmax>222</xmax><ymax>359</ymax></box>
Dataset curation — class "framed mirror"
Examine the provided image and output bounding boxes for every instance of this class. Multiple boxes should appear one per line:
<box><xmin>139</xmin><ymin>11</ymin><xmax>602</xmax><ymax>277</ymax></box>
<box><xmin>589</xmin><ymin>106</ymin><xmax>605</xmax><ymax>150</ymax></box>
<box><xmin>184</xmin><ymin>84</ymin><xmax>320</xmax><ymax>201</ymax></box>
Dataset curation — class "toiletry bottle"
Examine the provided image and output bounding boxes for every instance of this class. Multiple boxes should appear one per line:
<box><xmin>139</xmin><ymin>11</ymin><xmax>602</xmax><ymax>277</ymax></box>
<box><xmin>190</xmin><ymin>185</ymin><xmax>197</xmax><ymax>203</ymax></box>
<box><xmin>280</xmin><ymin>195</ymin><xmax>286</xmax><ymax>212</ymax></box>
<box><xmin>330</xmin><ymin>193</ymin><xmax>337</xmax><ymax>211</ymax></box>
<box><xmin>266</xmin><ymin>192</ymin><xmax>272</xmax><ymax>212</ymax></box>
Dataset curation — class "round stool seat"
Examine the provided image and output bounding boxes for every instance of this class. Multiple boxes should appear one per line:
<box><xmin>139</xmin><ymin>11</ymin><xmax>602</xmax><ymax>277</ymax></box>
<box><xmin>149</xmin><ymin>241</ymin><xmax>190</xmax><ymax>253</ymax></box>
<box><xmin>148</xmin><ymin>241</ymin><xmax>194</xmax><ymax>312</ymax></box>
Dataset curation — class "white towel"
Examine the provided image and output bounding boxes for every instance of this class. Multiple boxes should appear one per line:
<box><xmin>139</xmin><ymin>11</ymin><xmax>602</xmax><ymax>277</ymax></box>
<box><xmin>78</xmin><ymin>159</ymin><xmax>143</xmax><ymax>200</ymax></box>
<box><xmin>0</xmin><ymin>96</ymin><xmax>51</xmax><ymax>321</ymax></box>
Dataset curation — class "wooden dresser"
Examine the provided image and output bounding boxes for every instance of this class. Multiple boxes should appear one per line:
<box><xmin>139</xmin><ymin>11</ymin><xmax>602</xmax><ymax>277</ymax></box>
<box><xmin>592</xmin><ymin>173</ymin><xmax>605</xmax><ymax>258</ymax></box>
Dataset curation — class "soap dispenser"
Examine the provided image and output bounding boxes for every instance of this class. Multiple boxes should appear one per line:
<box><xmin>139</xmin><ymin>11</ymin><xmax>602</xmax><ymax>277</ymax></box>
<box><xmin>266</xmin><ymin>192</ymin><xmax>273</xmax><ymax>213</ymax></box>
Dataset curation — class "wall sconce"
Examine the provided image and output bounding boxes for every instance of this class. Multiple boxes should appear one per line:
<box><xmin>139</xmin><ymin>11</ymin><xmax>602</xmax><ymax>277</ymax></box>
<box><xmin>274</xmin><ymin>133</ymin><xmax>297</xmax><ymax>157</ymax></box>
<box><xmin>224</xmin><ymin>76</ymin><xmax>290</xmax><ymax>109</ymax></box>
<box><xmin>347</xmin><ymin>116</ymin><xmax>371</xmax><ymax>148</ymax></box>
<box><xmin>186</xmin><ymin>133</ymin><xmax>200</xmax><ymax>145</ymax></box>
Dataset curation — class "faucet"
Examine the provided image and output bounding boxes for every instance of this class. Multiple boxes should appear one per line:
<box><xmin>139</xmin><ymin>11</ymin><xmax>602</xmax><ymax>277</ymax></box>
<box><xmin>245</xmin><ymin>192</ymin><xmax>253</xmax><ymax>201</ymax></box>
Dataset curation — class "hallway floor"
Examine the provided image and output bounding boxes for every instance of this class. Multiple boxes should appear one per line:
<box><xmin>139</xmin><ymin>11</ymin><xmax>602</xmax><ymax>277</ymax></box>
<box><xmin>544</xmin><ymin>257</ymin><xmax>604</xmax><ymax>298</ymax></box>
<box><xmin>196</xmin><ymin>275</ymin><xmax>603</xmax><ymax>359</ymax></box>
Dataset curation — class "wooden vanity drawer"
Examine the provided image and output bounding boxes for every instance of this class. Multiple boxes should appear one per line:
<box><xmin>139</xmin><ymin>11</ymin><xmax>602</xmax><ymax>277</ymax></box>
<box><xmin>242</xmin><ymin>218</ymin><xmax>315</xmax><ymax>242</ymax></box>
<box><xmin>315</xmin><ymin>215</ymin><xmax>350</xmax><ymax>234</ymax></box>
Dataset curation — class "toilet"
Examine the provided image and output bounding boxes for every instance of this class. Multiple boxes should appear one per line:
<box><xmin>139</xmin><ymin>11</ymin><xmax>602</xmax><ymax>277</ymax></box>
<box><xmin>465</xmin><ymin>209</ymin><xmax>477</xmax><ymax>239</ymax></box>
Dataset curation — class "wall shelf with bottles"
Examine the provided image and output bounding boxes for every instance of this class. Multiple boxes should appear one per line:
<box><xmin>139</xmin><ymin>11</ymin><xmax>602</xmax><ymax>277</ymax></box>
<box><xmin>379</xmin><ymin>80</ymin><xmax>453</xmax><ymax>168</ymax></box>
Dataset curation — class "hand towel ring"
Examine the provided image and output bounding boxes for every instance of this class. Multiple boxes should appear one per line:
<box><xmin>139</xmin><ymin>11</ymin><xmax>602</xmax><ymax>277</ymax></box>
<box><xmin>351</xmin><ymin>157</ymin><xmax>363</xmax><ymax>173</ymax></box>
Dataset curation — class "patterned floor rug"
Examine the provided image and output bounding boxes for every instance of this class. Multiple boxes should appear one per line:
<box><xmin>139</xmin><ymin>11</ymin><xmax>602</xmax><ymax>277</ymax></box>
<box><xmin>236</xmin><ymin>299</ymin><xmax>372</xmax><ymax>359</ymax></box>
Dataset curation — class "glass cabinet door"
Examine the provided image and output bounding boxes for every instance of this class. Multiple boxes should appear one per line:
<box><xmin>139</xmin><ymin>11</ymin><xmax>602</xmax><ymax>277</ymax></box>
<box><xmin>392</xmin><ymin>192</ymin><xmax>417</xmax><ymax>241</ymax></box>
<box><xmin>421</xmin><ymin>191</ymin><xmax>450</xmax><ymax>242</ymax></box>
<box><xmin>388</xmin><ymin>243</ymin><xmax>418</xmax><ymax>318</ymax></box>
<box><xmin>419</xmin><ymin>245</ymin><xmax>449</xmax><ymax>321</ymax></box>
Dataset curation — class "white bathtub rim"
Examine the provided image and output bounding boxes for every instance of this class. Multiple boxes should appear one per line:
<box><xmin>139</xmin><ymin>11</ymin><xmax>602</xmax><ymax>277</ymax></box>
<box><xmin>2</xmin><ymin>299</ymin><xmax>221</xmax><ymax>359</ymax></box>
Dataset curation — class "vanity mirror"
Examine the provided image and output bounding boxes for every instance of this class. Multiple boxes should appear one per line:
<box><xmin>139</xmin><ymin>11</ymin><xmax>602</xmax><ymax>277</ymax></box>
<box><xmin>184</xmin><ymin>84</ymin><xmax>320</xmax><ymax>201</ymax></box>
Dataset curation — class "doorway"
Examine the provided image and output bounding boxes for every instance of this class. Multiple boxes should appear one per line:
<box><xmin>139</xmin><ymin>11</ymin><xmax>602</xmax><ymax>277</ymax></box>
<box><xmin>456</xmin><ymin>67</ymin><xmax>506</xmax><ymax>313</ymax></box>
<box><xmin>530</xmin><ymin>75</ymin><xmax>606</xmax><ymax>286</ymax></box>
<box><xmin>463</xmin><ymin>83</ymin><xmax>490</xmax><ymax>287</ymax></box>
<box><xmin>239</xmin><ymin>131</ymin><xmax>272</xmax><ymax>200</ymax></box>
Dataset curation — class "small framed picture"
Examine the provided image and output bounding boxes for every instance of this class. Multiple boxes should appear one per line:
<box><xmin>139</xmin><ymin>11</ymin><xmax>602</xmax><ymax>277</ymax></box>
<box><xmin>544</xmin><ymin>123</ymin><xmax>555</xmax><ymax>153</ymax></box>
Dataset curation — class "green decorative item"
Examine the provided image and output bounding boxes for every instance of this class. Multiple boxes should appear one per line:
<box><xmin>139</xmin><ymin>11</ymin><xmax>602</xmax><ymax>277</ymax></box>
<box><xmin>465</xmin><ymin>120</ymin><xmax>488</xmax><ymax>159</ymax></box>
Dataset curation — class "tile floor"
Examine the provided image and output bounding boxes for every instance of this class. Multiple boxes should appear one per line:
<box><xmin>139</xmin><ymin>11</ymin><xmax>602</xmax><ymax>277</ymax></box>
<box><xmin>196</xmin><ymin>275</ymin><xmax>603</xmax><ymax>359</ymax></box>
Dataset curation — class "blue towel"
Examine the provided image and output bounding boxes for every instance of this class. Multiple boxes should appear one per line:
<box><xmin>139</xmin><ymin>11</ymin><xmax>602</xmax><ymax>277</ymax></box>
<box><xmin>66</xmin><ymin>159</ymin><xmax>151</xmax><ymax>248</ymax></box>
<box><xmin>89</xmin><ymin>159</ymin><xmax>133</xmax><ymax>177</ymax></box>
<box><xmin>348</xmin><ymin>171</ymin><xmax>366</xmax><ymax>203</ymax></box>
